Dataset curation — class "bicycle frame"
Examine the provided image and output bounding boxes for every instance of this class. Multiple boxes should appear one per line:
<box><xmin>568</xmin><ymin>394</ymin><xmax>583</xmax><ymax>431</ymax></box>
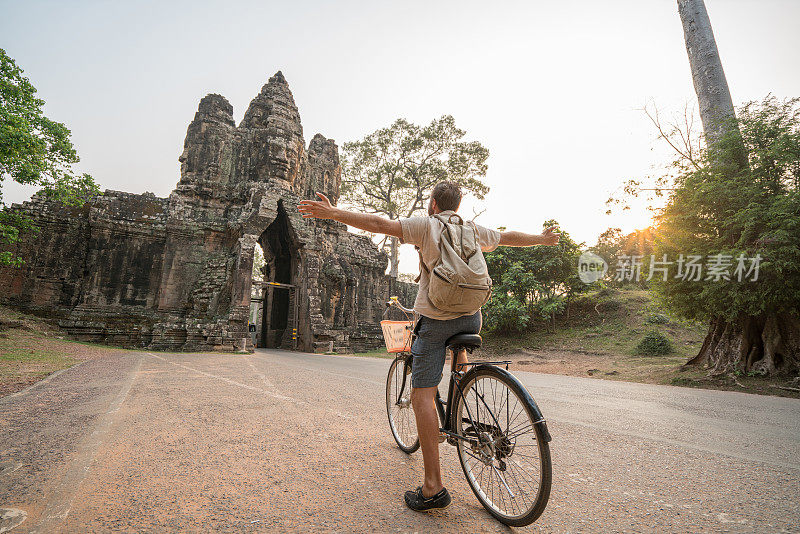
<box><xmin>395</xmin><ymin>348</ymin><xmax>517</xmax><ymax>447</ymax></box>
<box><xmin>395</xmin><ymin>348</ymin><xmax>552</xmax><ymax>446</ymax></box>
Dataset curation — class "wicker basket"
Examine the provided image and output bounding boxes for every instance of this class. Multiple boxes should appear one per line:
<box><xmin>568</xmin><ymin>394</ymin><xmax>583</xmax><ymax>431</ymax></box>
<box><xmin>380</xmin><ymin>320</ymin><xmax>414</xmax><ymax>353</ymax></box>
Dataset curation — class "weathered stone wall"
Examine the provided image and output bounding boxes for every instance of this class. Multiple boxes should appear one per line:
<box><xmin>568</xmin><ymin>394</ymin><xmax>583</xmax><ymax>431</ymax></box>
<box><xmin>0</xmin><ymin>71</ymin><xmax>415</xmax><ymax>353</ymax></box>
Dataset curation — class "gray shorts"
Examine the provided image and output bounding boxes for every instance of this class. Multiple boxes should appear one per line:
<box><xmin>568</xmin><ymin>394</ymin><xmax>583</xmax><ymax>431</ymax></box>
<box><xmin>410</xmin><ymin>310</ymin><xmax>482</xmax><ymax>388</ymax></box>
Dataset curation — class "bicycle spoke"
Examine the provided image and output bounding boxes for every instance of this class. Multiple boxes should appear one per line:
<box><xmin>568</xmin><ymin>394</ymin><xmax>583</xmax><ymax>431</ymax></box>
<box><xmin>505</xmin><ymin>459</ymin><xmax>534</xmax><ymax>508</ymax></box>
<box><xmin>492</xmin><ymin>465</ymin><xmax>515</xmax><ymax>499</ymax></box>
<box><xmin>506</xmin><ymin>458</ymin><xmax>538</xmax><ymax>496</ymax></box>
<box><xmin>506</xmin><ymin>469</ymin><xmax>539</xmax><ymax>509</ymax></box>
<box><xmin>461</xmin><ymin>448</ymin><xmax>486</xmax><ymax>463</ymax></box>
<box><xmin>503</xmin><ymin>423</ymin><xmax>536</xmax><ymax>442</ymax></box>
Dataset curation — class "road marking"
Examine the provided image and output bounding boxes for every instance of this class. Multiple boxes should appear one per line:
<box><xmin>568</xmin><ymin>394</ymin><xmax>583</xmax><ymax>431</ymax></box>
<box><xmin>0</xmin><ymin>462</ymin><xmax>22</xmax><ymax>477</ymax></box>
<box><xmin>146</xmin><ymin>353</ymin><xmax>353</xmax><ymax>419</ymax></box>
<box><xmin>0</xmin><ymin>508</ymin><xmax>27</xmax><ymax>533</ymax></box>
<box><xmin>242</xmin><ymin>355</ymin><xmax>285</xmax><ymax>396</ymax></box>
<box><xmin>147</xmin><ymin>352</ymin><xmax>295</xmax><ymax>400</ymax></box>
<box><xmin>297</xmin><ymin>366</ymin><xmax>382</xmax><ymax>386</ymax></box>
<box><xmin>34</xmin><ymin>355</ymin><xmax>143</xmax><ymax>532</ymax></box>
<box><xmin>242</xmin><ymin>356</ymin><xmax>356</xmax><ymax>420</ymax></box>
<box><xmin>260</xmin><ymin>351</ymin><xmax>800</xmax><ymax>472</ymax></box>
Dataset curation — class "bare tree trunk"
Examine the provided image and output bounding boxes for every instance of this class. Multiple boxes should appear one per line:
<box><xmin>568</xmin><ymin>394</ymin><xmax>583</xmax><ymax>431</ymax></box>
<box><xmin>688</xmin><ymin>312</ymin><xmax>800</xmax><ymax>376</ymax></box>
<box><xmin>677</xmin><ymin>0</ymin><xmax>739</xmax><ymax>149</ymax></box>
<box><xmin>389</xmin><ymin>236</ymin><xmax>399</xmax><ymax>278</ymax></box>
<box><xmin>676</xmin><ymin>0</ymin><xmax>781</xmax><ymax>375</ymax></box>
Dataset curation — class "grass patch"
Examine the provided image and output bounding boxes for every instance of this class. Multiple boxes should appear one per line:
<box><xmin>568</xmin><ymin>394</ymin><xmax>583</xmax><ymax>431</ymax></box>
<box><xmin>0</xmin><ymin>329</ymin><xmax>80</xmax><ymax>395</ymax></box>
<box><xmin>349</xmin><ymin>348</ymin><xmax>395</xmax><ymax>360</ymax></box>
<box><xmin>484</xmin><ymin>287</ymin><xmax>705</xmax><ymax>359</ymax></box>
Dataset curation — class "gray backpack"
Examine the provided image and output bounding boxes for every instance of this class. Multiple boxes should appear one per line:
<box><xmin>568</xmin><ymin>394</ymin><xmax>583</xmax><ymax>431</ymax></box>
<box><xmin>419</xmin><ymin>213</ymin><xmax>493</xmax><ymax>314</ymax></box>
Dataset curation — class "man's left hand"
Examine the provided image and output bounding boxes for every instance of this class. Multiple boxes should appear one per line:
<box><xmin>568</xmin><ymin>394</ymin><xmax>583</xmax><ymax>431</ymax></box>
<box><xmin>541</xmin><ymin>226</ymin><xmax>561</xmax><ymax>246</ymax></box>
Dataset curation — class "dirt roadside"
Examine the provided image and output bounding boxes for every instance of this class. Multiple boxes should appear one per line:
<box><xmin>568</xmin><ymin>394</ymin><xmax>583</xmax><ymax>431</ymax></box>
<box><xmin>0</xmin><ymin>307</ymin><xmax>127</xmax><ymax>397</ymax></box>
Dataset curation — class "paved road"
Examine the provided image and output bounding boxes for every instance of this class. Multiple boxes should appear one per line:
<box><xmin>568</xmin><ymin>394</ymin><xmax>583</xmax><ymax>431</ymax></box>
<box><xmin>0</xmin><ymin>349</ymin><xmax>798</xmax><ymax>533</ymax></box>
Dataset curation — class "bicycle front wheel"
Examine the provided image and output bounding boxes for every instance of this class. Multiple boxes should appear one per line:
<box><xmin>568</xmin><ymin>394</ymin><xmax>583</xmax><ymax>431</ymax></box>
<box><xmin>453</xmin><ymin>366</ymin><xmax>552</xmax><ymax>526</ymax></box>
<box><xmin>386</xmin><ymin>356</ymin><xmax>419</xmax><ymax>453</ymax></box>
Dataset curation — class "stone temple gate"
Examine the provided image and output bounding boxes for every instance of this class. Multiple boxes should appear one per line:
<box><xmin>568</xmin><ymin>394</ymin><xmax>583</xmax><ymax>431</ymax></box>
<box><xmin>0</xmin><ymin>72</ymin><xmax>416</xmax><ymax>353</ymax></box>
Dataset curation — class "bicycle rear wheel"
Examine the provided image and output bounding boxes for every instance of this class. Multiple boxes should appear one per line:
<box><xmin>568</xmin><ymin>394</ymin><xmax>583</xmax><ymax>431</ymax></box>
<box><xmin>453</xmin><ymin>366</ymin><xmax>551</xmax><ymax>526</ymax></box>
<box><xmin>386</xmin><ymin>355</ymin><xmax>419</xmax><ymax>453</ymax></box>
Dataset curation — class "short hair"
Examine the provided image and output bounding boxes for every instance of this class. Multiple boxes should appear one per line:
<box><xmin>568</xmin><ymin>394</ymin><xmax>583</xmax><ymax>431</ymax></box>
<box><xmin>431</xmin><ymin>181</ymin><xmax>462</xmax><ymax>212</ymax></box>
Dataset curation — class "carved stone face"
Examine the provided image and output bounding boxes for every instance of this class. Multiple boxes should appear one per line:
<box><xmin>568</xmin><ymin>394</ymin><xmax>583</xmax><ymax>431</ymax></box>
<box><xmin>239</xmin><ymin>92</ymin><xmax>304</xmax><ymax>186</ymax></box>
<box><xmin>178</xmin><ymin>146</ymin><xmax>190</xmax><ymax>178</ymax></box>
<box><xmin>267</xmin><ymin>133</ymin><xmax>299</xmax><ymax>183</ymax></box>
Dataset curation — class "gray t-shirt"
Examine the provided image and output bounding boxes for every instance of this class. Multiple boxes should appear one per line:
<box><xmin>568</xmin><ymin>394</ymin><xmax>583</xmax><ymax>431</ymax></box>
<box><xmin>399</xmin><ymin>210</ymin><xmax>501</xmax><ymax>320</ymax></box>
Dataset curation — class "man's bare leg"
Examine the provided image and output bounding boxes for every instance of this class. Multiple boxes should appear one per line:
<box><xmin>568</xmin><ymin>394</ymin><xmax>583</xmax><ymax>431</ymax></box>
<box><xmin>410</xmin><ymin>386</ymin><xmax>444</xmax><ymax>498</ymax></box>
<box><xmin>455</xmin><ymin>348</ymin><xmax>468</xmax><ymax>367</ymax></box>
<box><xmin>409</xmin><ymin>349</ymin><xmax>469</xmax><ymax>498</ymax></box>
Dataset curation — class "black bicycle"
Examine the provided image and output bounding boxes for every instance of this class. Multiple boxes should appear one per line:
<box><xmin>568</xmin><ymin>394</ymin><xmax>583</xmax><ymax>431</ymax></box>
<box><xmin>383</xmin><ymin>298</ymin><xmax>552</xmax><ymax>527</ymax></box>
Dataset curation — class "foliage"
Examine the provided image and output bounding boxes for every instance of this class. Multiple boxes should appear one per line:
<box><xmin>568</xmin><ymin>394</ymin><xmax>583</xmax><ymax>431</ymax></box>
<box><xmin>252</xmin><ymin>244</ymin><xmax>265</xmax><ymax>282</ymax></box>
<box><xmin>645</xmin><ymin>312</ymin><xmax>670</xmax><ymax>324</ymax></box>
<box><xmin>652</xmin><ymin>97</ymin><xmax>800</xmax><ymax>322</ymax></box>
<box><xmin>635</xmin><ymin>330</ymin><xmax>674</xmax><ymax>355</ymax></box>
<box><xmin>483</xmin><ymin>292</ymin><xmax>529</xmax><ymax>334</ymax></box>
<box><xmin>396</xmin><ymin>272</ymin><xmax>417</xmax><ymax>284</ymax></box>
<box><xmin>340</xmin><ymin>115</ymin><xmax>489</xmax><ymax>275</ymax></box>
<box><xmin>483</xmin><ymin>220</ymin><xmax>585</xmax><ymax>333</ymax></box>
<box><xmin>0</xmin><ymin>209</ymin><xmax>36</xmax><ymax>266</ymax></box>
<box><xmin>591</xmin><ymin>226</ymin><xmax>655</xmax><ymax>286</ymax></box>
<box><xmin>0</xmin><ymin>48</ymin><xmax>99</xmax><ymax>265</ymax></box>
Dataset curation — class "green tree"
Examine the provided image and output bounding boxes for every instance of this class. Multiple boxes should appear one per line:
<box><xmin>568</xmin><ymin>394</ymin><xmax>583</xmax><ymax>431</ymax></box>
<box><xmin>1</xmin><ymin>48</ymin><xmax>99</xmax><ymax>265</ymax></box>
<box><xmin>252</xmin><ymin>244</ymin><xmax>265</xmax><ymax>283</ymax></box>
<box><xmin>653</xmin><ymin>97</ymin><xmax>800</xmax><ymax>376</ymax></box>
<box><xmin>484</xmin><ymin>220</ymin><xmax>585</xmax><ymax>333</ymax></box>
<box><xmin>340</xmin><ymin>115</ymin><xmax>489</xmax><ymax>277</ymax></box>
<box><xmin>591</xmin><ymin>227</ymin><xmax>655</xmax><ymax>287</ymax></box>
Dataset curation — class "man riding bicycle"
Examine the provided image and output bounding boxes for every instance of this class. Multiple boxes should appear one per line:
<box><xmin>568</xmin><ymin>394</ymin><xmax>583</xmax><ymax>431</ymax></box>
<box><xmin>299</xmin><ymin>181</ymin><xmax>560</xmax><ymax>512</ymax></box>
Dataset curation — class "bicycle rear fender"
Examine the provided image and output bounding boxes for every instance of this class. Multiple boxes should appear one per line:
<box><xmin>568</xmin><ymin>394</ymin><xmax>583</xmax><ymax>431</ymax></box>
<box><xmin>458</xmin><ymin>364</ymin><xmax>552</xmax><ymax>443</ymax></box>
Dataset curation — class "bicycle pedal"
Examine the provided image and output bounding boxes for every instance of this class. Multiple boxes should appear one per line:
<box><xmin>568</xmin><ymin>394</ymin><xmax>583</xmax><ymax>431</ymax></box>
<box><xmin>446</xmin><ymin>436</ymin><xmax>459</xmax><ymax>446</ymax></box>
<box><xmin>439</xmin><ymin>432</ymin><xmax>447</xmax><ymax>443</ymax></box>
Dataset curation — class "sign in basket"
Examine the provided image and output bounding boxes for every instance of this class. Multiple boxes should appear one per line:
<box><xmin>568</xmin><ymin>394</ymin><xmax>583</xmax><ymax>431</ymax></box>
<box><xmin>380</xmin><ymin>320</ymin><xmax>414</xmax><ymax>353</ymax></box>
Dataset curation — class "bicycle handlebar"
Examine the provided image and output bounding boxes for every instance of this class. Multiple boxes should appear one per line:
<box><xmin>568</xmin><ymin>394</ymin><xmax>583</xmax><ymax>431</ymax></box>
<box><xmin>386</xmin><ymin>296</ymin><xmax>414</xmax><ymax>314</ymax></box>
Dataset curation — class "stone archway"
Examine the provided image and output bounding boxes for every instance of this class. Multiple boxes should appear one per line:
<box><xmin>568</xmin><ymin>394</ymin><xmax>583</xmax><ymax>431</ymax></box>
<box><xmin>257</xmin><ymin>200</ymin><xmax>299</xmax><ymax>348</ymax></box>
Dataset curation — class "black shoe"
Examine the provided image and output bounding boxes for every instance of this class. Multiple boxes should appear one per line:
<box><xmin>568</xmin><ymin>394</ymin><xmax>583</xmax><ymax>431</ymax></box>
<box><xmin>404</xmin><ymin>486</ymin><xmax>452</xmax><ymax>511</ymax></box>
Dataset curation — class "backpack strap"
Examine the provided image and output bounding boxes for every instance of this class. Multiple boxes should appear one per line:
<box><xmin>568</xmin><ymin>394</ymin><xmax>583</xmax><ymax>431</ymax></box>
<box><xmin>464</xmin><ymin>221</ymin><xmax>479</xmax><ymax>261</ymax></box>
<box><xmin>433</xmin><ymin>213</ymin><xmax>464</xmax><ymax>226</ymax></box>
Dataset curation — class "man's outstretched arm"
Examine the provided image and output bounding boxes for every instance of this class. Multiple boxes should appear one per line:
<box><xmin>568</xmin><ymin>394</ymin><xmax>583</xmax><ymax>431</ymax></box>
<box><xmin>499</xmin><ymin>226</ymin><xmax>561</xmax><ymax>247</ymax></box>
<box><xmin>298</xmin><ymin>193</ymin><xmax>403</xmax><ymax>238</ymax></box>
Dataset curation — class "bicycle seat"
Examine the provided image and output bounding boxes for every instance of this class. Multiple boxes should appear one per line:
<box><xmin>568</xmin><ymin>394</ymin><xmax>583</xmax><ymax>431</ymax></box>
<box><xmin>446</xmin><ymin>333</ymin><xmax>482</xmax><ymax>350</ymax></box>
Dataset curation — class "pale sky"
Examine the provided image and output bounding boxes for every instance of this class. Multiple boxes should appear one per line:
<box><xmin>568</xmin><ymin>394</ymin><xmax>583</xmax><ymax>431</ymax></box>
<box><xmin>2</xmin><ymin>0</ymin><xmax>798</xmax><ymax>274</ymax></box>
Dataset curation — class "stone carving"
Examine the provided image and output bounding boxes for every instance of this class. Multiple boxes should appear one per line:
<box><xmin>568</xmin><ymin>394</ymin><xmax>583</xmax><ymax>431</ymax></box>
<box><xmin>0</xmin><ymin>72</ymin><xmax>416</xmax><ymax>353</ymax></box>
